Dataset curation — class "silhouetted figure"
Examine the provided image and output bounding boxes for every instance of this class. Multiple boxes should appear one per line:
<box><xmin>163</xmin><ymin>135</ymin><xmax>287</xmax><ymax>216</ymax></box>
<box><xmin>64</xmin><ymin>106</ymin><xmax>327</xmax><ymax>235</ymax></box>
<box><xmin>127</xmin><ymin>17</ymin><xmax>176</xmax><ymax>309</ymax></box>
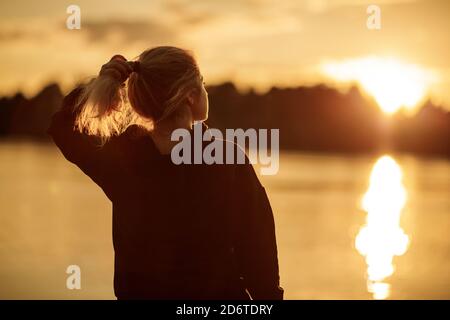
<box><xmin>47</xmin><ymin>47</ymin><xmax>283</xmax><ymax>300</ymax></box>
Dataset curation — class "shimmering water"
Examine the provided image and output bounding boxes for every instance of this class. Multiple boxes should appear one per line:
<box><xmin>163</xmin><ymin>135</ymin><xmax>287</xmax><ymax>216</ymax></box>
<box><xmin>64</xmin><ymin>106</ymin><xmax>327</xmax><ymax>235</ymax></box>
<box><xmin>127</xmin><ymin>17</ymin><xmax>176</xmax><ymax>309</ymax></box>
<box><xmin>0</xmin><ymin>140</ymin><xmax>449</xmax><ymax>299</ymax></box>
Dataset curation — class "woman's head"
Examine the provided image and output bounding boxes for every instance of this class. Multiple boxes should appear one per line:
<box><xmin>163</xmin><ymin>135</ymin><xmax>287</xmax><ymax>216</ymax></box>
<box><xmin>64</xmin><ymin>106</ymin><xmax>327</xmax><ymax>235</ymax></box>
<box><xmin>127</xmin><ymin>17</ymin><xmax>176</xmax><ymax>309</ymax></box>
<box><xmin>129</xmin><ymin>46</ymin><xmax>208</xmax><ymax>123</ymax></box>
<box><xmin>76</xmin><ymin>46</ymin><xmax>208</xmax><ymax>138</ymax></box>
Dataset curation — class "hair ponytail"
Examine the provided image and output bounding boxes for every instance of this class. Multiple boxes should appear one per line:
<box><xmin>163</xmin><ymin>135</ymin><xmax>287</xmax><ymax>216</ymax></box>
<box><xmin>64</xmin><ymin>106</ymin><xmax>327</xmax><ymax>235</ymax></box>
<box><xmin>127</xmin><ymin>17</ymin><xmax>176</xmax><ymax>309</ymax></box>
<box><xmin>74</xmin><ymin>46</ymin><xmax>201</xmax><ymax>141</ymax></box>
<box><xmin>74</xmin><ymin>72</ymin><xmax>148</xmax><ymax>141</ymax></box>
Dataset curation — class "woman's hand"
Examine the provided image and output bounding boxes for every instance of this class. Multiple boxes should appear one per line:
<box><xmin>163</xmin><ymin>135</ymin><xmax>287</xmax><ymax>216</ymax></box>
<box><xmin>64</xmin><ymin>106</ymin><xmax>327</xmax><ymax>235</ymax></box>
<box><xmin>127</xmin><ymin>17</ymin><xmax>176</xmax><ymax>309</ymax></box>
<box><xmin>99</xmin><ymin>55</ymin><xmax>133</xmax><ymax>83</ymax></box>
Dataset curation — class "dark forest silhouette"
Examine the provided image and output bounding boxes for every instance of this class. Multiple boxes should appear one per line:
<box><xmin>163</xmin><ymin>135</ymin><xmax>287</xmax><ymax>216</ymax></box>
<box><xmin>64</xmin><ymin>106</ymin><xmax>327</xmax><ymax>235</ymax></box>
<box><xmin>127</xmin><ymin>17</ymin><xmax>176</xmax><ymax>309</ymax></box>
<box><xmin>0</xmin><ymin>82</ymin><xmax>448</xmax><ymax>158</ymax></box>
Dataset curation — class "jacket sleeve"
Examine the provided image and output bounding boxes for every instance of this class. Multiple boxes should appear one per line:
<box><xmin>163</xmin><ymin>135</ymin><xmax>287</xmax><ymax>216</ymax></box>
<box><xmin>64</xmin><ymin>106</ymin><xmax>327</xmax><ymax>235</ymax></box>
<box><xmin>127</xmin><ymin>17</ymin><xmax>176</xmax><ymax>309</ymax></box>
<box><xmin>47</xmin><ymin>86</ymin><xmax>111</xmax><ymax>189</ymax></box>
<box><xmin>232</xmin><ymin>161</ymin><xmax>284</xmax><ymax>300</ymax></box>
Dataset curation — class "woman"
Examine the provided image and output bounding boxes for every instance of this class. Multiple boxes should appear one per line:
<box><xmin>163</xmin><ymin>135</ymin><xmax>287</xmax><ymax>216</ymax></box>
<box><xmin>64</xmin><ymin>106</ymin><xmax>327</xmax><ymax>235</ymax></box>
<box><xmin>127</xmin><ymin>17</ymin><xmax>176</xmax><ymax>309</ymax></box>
<box><xmin>48</xmin><ymin>46</ymin><xmax>283</xmax><ymax>300</ymax></box>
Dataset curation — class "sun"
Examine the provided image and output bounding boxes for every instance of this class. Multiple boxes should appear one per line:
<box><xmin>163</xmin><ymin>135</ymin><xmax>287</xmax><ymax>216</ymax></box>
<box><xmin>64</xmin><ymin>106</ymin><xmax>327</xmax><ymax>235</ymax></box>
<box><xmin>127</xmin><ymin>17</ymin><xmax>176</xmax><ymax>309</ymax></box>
<box><xmin>321</xmin><ymin>57</ymin><xmax>436</xmax><ymax>114</ymax></box>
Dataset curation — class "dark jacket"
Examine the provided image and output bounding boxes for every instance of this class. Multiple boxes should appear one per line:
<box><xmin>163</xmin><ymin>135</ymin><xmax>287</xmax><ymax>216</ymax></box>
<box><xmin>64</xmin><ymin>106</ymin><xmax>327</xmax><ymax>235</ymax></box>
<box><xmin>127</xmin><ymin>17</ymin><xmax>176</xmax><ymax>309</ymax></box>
<box><xmin>47</xmin><ymin>87</ymin><xmax>283</xmax><ymax>300</ymax></box>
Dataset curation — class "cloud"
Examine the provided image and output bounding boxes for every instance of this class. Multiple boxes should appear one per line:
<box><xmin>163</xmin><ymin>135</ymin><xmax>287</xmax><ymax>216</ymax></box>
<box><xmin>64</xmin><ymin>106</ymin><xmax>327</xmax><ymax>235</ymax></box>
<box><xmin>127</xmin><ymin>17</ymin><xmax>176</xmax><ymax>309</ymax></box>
<box><xmin>0</xmin><ymin>30</ymin><xmax>27</xmax><ymax>42</ymax></box>
<box><xmin>81</xmin><ymin>19</ymin><xmax>177</xmax><ymax>45</ymax></box>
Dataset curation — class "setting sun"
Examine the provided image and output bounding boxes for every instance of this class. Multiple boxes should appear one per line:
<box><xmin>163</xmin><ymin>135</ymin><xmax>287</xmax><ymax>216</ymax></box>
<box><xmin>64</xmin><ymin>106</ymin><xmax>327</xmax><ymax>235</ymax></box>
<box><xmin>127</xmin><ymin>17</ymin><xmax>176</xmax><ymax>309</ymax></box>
<box><xmin>322</xmin><ymin>57</ymin><xmax>437</xmax><ymax>114</ymax></box>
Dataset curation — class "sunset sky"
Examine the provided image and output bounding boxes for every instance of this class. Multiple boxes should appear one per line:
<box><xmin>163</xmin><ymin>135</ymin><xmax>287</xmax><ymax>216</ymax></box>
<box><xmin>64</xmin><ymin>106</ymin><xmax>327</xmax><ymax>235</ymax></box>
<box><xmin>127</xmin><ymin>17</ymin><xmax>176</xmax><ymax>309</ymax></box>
<box><xmin>0</xmin><ymin>0</ymin><xmax>449</xmax><ymax>112</ymax></box>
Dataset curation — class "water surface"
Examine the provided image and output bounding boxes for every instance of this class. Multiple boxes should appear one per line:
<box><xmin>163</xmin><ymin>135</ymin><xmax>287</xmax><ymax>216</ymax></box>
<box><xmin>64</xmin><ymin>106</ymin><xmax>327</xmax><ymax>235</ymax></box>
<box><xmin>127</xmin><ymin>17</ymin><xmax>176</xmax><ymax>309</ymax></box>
<box><xmin>0</xmin><ymin>141</ymin><xmax>448</xmax><ymax>299</ymax></box>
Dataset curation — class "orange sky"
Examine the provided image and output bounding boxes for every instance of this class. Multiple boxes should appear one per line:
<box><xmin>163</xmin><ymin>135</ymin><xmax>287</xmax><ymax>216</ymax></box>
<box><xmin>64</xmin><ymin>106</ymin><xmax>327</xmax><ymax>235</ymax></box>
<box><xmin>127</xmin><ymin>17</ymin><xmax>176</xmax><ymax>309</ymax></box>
<box><xmin>0</xmin><ymin>0</ymin><xmax>449</xmax><ymax>110</ymax></box>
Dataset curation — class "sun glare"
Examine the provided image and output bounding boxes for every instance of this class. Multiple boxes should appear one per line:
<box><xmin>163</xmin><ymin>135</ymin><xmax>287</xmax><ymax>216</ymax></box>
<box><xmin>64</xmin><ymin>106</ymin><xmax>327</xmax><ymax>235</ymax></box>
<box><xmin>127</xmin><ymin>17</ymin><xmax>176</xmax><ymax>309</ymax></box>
<box><xmin>322</xmin><ymin>57</ymin><xmax>436</xmax><ymax>114</ymax></box>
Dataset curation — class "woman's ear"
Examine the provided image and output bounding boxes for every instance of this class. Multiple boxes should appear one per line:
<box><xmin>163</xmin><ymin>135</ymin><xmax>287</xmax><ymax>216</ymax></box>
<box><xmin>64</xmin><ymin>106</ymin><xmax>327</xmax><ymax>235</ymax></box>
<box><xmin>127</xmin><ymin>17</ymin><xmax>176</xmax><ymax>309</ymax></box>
<box><xmin>187</xmin><ymin>95</ymin><xmax>194</xmax><ymax>106</ymax></box>
<box><xmin>186</xmin><ymin>88</ymin><xmax>198</xmax><ymax>106</ymax></box>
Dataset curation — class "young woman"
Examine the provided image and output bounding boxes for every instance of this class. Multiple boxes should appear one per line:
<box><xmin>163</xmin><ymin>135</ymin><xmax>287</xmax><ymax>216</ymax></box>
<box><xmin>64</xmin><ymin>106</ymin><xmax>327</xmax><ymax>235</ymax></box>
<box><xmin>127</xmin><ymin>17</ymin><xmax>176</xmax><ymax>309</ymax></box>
<box><xmin>48</xmin><ymin>46</ymin><xmax>283</xmax><ymax>300</ymax></box>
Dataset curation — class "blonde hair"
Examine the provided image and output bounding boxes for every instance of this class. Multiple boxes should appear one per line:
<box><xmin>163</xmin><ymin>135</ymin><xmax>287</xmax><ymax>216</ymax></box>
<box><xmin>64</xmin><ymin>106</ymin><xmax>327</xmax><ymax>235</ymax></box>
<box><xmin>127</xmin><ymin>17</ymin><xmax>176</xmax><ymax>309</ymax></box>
<box><xmin>75</xmin><ymin>46</ymin><xmax>201</xmax><ymax>140</ymax></box>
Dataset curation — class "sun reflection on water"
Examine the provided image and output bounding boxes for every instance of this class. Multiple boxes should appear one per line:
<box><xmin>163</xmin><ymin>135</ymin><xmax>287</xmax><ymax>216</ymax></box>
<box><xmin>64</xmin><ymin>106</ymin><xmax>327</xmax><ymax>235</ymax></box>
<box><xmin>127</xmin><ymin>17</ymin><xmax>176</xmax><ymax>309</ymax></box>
<box><xmin>355</xmin><ymin>155</ymin><xmax>410</xmax><ymax>299</ymax></box>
